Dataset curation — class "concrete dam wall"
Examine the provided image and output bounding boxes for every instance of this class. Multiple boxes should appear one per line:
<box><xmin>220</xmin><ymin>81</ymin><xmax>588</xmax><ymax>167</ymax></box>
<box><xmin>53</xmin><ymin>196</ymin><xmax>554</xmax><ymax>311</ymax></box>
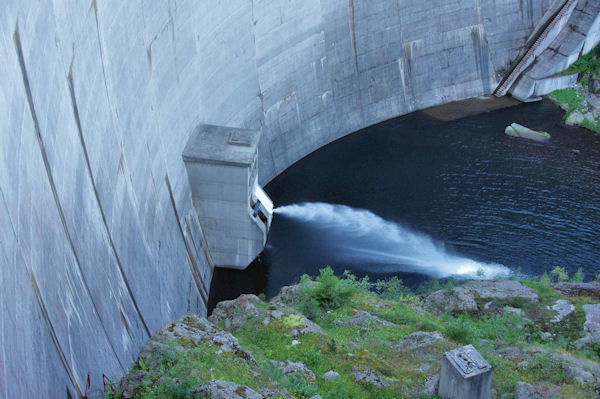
<box><xmin>2</xmin><ymin>0</ymin><xmax>598</xmax><ymax>397</ymax></box>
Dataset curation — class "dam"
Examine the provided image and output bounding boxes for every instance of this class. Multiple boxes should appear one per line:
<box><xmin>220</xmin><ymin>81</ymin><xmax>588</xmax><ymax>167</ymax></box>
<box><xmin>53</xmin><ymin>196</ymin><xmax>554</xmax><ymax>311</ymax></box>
<box><xmin>1</xmin><ymin>0</ymin><xmax>599</xmax><ymax>397</ymax></box>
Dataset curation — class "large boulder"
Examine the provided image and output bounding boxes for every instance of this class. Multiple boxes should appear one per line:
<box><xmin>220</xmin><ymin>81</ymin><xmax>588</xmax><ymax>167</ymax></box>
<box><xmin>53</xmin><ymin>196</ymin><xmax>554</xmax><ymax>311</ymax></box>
<box><xmin>208</xmin><ymin>294</ymin><xmax>262</xmax><ymax>330</ymax></box>
<box><xmin>423</xmin><ymin>286</ymin><xmax>477</xmax><ymax>314</ymax></box>
<box><xmin>423</xmin><ymin>280</ymin><xmax>537</xmax><ymax>314</ymax></box>
<box><xmin>210</xmin><ymin>292</ymin><xmax>325</xmax><ymax>337</ymax></box>
<box><xmin>553</xmin><ymin>283</ymin><xmax>600</xmax><ymax>299</ymax></box>
<box><xmin>505</xmin><ymin>123</ymin><xmax>550</xmax><ymax>142</ymax></box>
<box><xmin>465</xmin><ymin>280</ymin><xmax>538</xmax><ymax>300</ymax></box>
<box><xmin>270</xmin><ymin>284</ymin><xmax>308</xmax><ymax>306</ymax></box>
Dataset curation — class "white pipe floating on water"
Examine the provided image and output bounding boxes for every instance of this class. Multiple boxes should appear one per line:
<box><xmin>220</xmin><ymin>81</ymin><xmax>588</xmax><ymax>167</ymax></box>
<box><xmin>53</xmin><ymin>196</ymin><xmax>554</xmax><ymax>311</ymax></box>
<box><xmin>274</xmin><ymin>202</ymin><xmax>510</xmax><ymax>279</ymax></box>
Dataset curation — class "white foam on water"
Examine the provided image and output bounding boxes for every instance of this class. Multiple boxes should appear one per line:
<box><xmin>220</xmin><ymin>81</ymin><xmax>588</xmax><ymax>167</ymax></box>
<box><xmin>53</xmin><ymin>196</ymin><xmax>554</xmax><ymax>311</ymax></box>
<box><xmin>274</xmin><ymin>202</ymin><xmax>510</xmax><ymax>279</ymax></box>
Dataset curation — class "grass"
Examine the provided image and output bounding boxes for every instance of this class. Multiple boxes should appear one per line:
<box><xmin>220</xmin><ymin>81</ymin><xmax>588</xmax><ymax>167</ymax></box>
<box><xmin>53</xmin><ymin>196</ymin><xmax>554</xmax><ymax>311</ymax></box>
<box><xmin>550</xmin><ymin>87</ymin><xmax>586</xmax><ymax>111</ymax></box>
<box><xmin>107</xmin><ymin>269</ymin><xmax>600</xmax><ymax>399</ymax></box>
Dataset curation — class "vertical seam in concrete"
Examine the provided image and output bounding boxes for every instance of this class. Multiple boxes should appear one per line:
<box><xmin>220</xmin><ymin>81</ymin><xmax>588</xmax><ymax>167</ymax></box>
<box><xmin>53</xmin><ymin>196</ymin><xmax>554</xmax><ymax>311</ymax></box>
<box><xmin>91</xmin><ymin>0</ymin><xmax>112</xmax><ymax>108</ymax></box>
<box><xmin>67</xmin><ymin>70</ymin><xmax>151</xmax><ymax>338</ymax></box>
<box><xmin>92</xmin><ymin>0</ymin><xmax>158</xmax><ymax>271</ymax></box>
<box><xmin>164</xmin><ymin>175</ymin><xmax>208</xmax><ymax>306</ymax></box>
<box><xmin>29</xmin><ymin>271</ymin><xmax>83</xmax><ymax>399</ymax></box>
<box><xmin>0</xmin><ymin>188</ymin><xmax>11</xmax><ymax>399</ymax></box>
<box><xmin>348</xmin><ymin>0</ymin><xmax>359</xmax><ymax>75</ymax></box>
<box><xmin>184</xmin><ymin>218</ymin><xmax>210</xmax><ymax>301</ymax></box>
<box><xmin>14</xmin><ymin>25</ymin><xmax>124</xmax><ymax>377</ymax></box>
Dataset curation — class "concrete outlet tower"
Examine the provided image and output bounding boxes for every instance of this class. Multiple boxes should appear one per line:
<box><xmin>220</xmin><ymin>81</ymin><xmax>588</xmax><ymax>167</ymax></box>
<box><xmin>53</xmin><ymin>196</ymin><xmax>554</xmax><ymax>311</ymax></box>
<box><xmin>183</xmin><ymin>124</ymin><xmax>273</xmax><ymax>269</ymax></box>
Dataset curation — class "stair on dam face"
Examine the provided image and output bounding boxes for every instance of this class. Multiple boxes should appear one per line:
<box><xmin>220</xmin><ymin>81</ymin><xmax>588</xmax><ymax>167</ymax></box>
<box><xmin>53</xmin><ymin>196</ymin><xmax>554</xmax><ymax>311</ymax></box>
<box><xmin>495</xmin><ymin>0</ymin><xmax>600</xmax><ymax>101</ymax></box>
<box><xmin>183</xmin><ymin>124</ymin><xmax>273</xmax><ymax>270</ymax></box>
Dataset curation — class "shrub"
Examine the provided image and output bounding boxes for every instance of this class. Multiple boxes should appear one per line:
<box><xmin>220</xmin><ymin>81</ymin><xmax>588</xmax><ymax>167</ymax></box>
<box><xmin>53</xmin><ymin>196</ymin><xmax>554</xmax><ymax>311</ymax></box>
<box><xmin>571</xmin><ymin>268</ymin><xmax>585</xmax><ymax>283</ymax></box>
<box><xmin>550</xmin><ymin>266</ymin><xmax>569</xmax><ymax>283</ymax></box>
<box><xmin>373</xmin><ymin>276</ymin><xmax>410</xmax><ymax>301</ymax></box>
<box><xmin>297</xmin><ymin>267</ymin><xmax>357</xmax><ymax>318</ymax></box>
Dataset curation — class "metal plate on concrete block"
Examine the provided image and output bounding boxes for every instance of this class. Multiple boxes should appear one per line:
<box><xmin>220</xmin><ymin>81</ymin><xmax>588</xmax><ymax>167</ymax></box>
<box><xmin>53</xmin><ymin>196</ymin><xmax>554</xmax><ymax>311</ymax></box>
<box><xmin>446</xmin><ymin>345</ymin><xmax>491</xmax><ymax>377</ymax></box>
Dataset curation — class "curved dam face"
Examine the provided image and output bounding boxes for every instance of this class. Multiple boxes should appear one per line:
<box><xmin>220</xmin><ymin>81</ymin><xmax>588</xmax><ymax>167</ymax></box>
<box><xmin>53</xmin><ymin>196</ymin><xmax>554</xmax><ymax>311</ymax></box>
<box><xmin>0</xmin><ymin>0</ymin><xmax>572</xmax><ymax>396</ymax></box>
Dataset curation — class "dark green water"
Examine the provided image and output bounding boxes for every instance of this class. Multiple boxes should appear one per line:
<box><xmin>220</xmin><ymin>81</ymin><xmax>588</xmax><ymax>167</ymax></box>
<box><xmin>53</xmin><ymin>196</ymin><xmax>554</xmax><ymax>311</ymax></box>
<box><xmin>209</xmin><ymin>99</ymin><xmax>600</xmax><ymax>310</ymax></box>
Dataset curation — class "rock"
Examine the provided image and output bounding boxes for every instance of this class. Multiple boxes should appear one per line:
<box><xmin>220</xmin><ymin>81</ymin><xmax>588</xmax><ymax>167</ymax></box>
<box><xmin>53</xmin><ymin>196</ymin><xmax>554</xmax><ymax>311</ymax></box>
<box><xmin>392</xmin><ymin>331</ymin><xmax>446</xmax><ymax>351</ymax></box>
<box><xmin>271</xmin><ymin>309</ymin><xmax>284</xmax><ymax>319</ymax></box>
<box><xmin>584</xmin><ymin>111</ymin><xmax>596</xmax><ymax>123</ymax></box>
<box><xmin>423</xmin><ymin>374</ymin><xmax>439</xmax><ymax>396</ymax></box>
<box><xmin>137</xmin><ymin>313</ymin><xmax>257</xmax><ymax>371</ymax></box>
<box><xmin>496</xmin><ymin>346</ymin><xmax>523</xmax><ymax>360</ymax></box>
<box><xmin>423</xmin><ymin>287</ymin><xmax>477</xmax><ymax>314</ymax></box>
<box><xmin>575</xmin><ymin>303</ymin><xmax>600</xmax><ymax>348</ymax></box>
<box><xmin>550</xmin><ymin>351</ymin><xmax>600</xmax><ymax>385</ymax></box>
<box><xmin>322</xmin><ymin>370</ymin><xmax>340</xmax><ymax>380</ymax></box>
<box><xmin>547</xmin><ymin>299</ymin><xmax>575</xmax><ymax>323</ymax></box>
<box><xmin>590</xmin><ymin>77</ymin><xmax>600</xmax><ymax>94</ymax></box>
<box><xmin>465</xmin><ymin>280</ymin><xmax>538</xmax><ymax>301</ymax></box>
<box><xmin>190</xmin><ymin>380</ymin><xmax>262</xmax><ymax>399</ymax></box>
<box><xmin>287</xmin><ymin>315</ymin><xmax>325</xmax><ymax>336</ymax></box>
<box><xmin>566</xmin><ymin>110</ymin><xmax>585</xmax><ymax>126</ymax></box>
<box><xmin>270</xmin><ymin>284</ymin><xmax>306</xmax><ymax>306</ymax></box>
<box><xmin>561</xmin><ymin>361</ymin><xmax>595</xmax><ymax>385</ymax></box>
<box><xmin>262</xmin><ymin>387</ymin><xmax>294</xmax><ymax>399</ymax></box>
<box><xmin>309</xmin><ymin>396</ymin><xmax>322</xmax><ymax>399</ymax></box>
<box><xmin>423</xmin><ymin>280</ymin><xmax>537</xmax><ymax>314</ymax></box>
<box><xmin>291</xmin><ymin>340</ymin><xmax>301</xmax><ymax>346</ymax></box>
<box><xmin>505</xmin><ymin>123</ymin><xmax>550</xmax><ymax>142</ymax></box>
<box><xmin>208</xmin><ymin>294</ymin><xmax>261</xmax><ymax>330</ymax></box>
<box><xmin>334</xmin><ymin>311</ymin><xmax>395</xmax><ymax>327</ymax></box>
<box><xmin>272</xmin><ymin>360</ymin><xmax>316</xmax><ymax>381</ymax></box>
<box><xmin>553</xmin><ymin>283</ymin><xmax>600</xmax><ymax>299</ymax></box>
<box><xmin>504</xmin><ymin>306</ymin><xmax>523</xmax><ymax>314</ymax></box>
<box><xmin>352</xmin><ymin>370</ymin><xmax>390</xmax><ymax>387</ymax></box>
<box><xmin>515</xmin><ymin>381</ymin><xmax>544</xmax><ymax>399</ymax></box>
<box><xmin>413</xmin><ymin>305</ymin><xmax>427</xmax><ymax>315</ymax></box>
<box><xmin>588</xmin><ymin>93</ymin><xmax>600</xmax><ymax>110</ymax></box>
<box><xmin>118</xmin><ymin>370</ymin><xmax>150</xmax><ymax>399</ymax></box>
<box><xmin>392</xmin><ymin>331</ymin><xmax>448</xmax><ymax>372</ymax></box>
<box><xmin>540</xmin><ymin>332</ymin><xmax>553</xmax><ymax>342</ymax></box>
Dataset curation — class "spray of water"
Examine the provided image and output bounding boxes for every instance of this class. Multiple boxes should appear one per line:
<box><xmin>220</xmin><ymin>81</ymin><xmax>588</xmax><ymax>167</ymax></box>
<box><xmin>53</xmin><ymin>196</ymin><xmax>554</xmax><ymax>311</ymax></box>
<box><xmin>274</xmin><ymin>202</ymin><xmax>510</xmax><ymax>279</ymax></box>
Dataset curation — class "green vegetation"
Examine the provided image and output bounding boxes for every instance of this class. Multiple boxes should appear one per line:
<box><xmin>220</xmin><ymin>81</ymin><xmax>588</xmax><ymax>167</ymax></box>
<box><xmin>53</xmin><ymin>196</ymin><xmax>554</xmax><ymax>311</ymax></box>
<box><xmin>562</xmin><ymin>44</ymin><xmax>600</xmax><ymax>77</ymax></box>
<box><xmin>550</xmin><ymin>44</ymin><xmax>600</xmax><ymax>133</ymax></box>
<box><xmin>107</xmin><ymin>267</ymin><xmax>600</xmax><ymax>399</ymax></box>
<box><xmin>550</xmin><ymin>87</ymin><xmax>586</xmax><ymax>111</ymax></box>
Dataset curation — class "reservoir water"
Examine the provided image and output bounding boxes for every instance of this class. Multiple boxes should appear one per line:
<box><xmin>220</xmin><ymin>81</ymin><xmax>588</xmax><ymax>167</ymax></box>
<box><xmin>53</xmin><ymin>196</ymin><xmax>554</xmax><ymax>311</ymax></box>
<box><xmin>209</xmin><ymin>99</ymin><xmax>600</xmax><ymax>309</ymax></box>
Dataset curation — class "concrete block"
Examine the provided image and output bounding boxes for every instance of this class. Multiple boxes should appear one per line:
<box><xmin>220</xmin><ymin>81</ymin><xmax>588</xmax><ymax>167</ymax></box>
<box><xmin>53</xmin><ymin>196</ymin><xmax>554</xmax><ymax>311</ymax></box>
<box><xmin>184</xmin><ymin>124</ymin><xmax>272</xmax><ymax>270</ymax></box>
<box><xmin>438</xmin><ymin>345</ymin><xmax>492</xmax><ymax>399</ymax></box>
